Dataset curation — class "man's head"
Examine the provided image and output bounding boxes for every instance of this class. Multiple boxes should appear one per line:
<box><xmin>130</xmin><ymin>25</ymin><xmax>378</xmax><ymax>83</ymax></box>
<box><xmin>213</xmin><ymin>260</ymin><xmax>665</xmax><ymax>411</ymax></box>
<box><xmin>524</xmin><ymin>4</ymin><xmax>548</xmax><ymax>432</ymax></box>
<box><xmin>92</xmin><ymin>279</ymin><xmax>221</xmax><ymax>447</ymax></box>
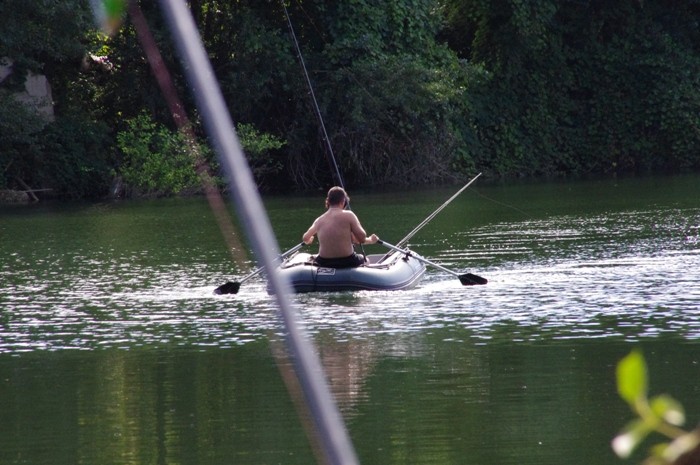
<box><xmin>326</xmin><ymin>186</ymin><xmax>348</xmax><ymax>208</ymax></box>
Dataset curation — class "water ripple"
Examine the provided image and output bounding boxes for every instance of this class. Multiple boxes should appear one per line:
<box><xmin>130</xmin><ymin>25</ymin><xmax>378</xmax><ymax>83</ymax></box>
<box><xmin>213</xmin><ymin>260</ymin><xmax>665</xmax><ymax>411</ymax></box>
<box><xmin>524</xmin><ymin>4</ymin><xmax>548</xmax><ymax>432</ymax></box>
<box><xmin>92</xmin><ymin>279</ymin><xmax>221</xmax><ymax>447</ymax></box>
<box><xmin>2</xmin><ymin>206</ymin><xmax>699</xmax><ymax>353</ymax></box>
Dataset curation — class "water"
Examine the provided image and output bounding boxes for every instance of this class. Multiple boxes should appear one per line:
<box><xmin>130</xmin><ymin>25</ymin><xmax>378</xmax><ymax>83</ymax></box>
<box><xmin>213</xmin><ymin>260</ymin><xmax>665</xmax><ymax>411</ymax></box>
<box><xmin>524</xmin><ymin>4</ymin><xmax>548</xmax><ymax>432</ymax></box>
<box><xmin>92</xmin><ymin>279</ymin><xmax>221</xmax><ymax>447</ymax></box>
<box><xmin>1</xmin><ymin>175</ymin><xmax>699</xmax><ymax>464</ymax></box>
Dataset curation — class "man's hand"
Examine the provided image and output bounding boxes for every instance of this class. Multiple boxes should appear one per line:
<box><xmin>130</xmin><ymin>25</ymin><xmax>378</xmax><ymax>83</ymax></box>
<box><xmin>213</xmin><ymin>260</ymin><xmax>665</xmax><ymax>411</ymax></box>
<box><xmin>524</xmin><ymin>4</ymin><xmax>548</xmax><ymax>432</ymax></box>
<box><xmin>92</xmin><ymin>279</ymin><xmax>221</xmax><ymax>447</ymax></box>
<box><xmin>365</xmin><ymin>233</ymin><xmax>378</xmax><ymax>244</ymax></box>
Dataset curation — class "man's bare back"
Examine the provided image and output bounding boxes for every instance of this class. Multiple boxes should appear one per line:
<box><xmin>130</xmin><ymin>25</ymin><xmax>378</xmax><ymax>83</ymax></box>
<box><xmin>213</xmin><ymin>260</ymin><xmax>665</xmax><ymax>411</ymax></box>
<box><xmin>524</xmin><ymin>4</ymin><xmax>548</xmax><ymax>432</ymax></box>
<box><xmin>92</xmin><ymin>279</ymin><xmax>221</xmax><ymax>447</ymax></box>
<box><xmin>302</xmin><ymin>187</ymin><xmax>378</xmax><ymax>259</ymax></box>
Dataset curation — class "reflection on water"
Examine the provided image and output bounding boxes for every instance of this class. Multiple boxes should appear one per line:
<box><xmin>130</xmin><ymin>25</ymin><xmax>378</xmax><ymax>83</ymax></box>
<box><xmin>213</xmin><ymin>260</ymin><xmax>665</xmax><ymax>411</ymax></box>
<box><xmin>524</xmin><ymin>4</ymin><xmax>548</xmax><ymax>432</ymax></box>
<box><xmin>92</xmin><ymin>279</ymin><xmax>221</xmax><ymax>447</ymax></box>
<box><xmin>1</xmin><ymin>176</ymin><xmax>700</xmax><ymax>465</ymax></box>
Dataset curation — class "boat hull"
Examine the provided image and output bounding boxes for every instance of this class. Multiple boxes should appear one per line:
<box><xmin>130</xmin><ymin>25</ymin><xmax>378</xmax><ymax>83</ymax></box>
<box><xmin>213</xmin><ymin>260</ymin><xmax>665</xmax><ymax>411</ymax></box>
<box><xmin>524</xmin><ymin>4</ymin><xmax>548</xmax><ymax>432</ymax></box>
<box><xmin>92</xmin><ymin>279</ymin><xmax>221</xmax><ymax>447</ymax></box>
<box><xmin>272</xmin><ymin>251</ymin><xmax>426</xmax><ymax>293</ymax></box>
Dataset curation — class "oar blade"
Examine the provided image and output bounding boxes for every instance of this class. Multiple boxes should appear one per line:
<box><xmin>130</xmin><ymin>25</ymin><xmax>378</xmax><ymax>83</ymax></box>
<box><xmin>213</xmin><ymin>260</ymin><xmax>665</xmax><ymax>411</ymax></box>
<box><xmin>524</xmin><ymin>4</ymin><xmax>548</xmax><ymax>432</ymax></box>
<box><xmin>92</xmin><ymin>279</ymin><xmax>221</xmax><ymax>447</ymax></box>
<box><xmin>214</xmin><ymin>281</ymin><xmax>241</xmax><ymax>295</ymax></box>
<box><xmin>459</xmin><ymin>273</ymin><xmax>488</xmax><ymax>286</ymax></box>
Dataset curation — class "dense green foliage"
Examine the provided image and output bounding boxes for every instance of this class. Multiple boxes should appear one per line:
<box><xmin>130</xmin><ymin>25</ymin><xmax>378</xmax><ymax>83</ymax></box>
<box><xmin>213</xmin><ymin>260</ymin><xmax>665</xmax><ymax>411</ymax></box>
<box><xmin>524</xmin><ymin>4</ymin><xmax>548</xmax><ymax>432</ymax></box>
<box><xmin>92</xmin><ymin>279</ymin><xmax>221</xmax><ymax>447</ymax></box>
<box><xmin>0</xmin><ymin>0</ymin><xmax>112</xmax><ymax>197</ymax></box>
<box><xmin>445</xmin><ymin>0</ymin><xmax>700</xmax><ymax>177</ymax></box>
<box><xmin>116</xmin><ymin>112</ymin><xmax>201</xmax><ymax>197</ymax></box>
<box><xmin>2</xmin><ymin>0</ymin><xmax>700</xmax><ymax>199</ymax></box>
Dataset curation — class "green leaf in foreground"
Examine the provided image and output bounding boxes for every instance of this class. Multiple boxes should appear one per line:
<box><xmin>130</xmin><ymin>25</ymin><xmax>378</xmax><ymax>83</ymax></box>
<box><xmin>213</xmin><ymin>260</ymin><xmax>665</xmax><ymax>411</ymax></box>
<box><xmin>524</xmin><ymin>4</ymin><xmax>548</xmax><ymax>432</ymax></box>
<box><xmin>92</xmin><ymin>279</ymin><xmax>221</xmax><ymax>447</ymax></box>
<box><xmin>617</xmin><ymin>349</ymin><xmax>648</xmax><ymax>406</ymax></box>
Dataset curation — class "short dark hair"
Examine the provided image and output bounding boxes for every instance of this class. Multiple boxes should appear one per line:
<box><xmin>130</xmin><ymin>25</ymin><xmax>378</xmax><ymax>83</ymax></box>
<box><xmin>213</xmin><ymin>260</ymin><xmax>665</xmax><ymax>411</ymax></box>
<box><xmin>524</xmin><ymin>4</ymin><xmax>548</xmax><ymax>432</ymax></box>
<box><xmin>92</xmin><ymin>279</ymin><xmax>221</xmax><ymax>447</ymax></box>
<box><xmin>326</xmin><ymin>186</ymin><xmax>348</xmax><ymax>206</ymax></box>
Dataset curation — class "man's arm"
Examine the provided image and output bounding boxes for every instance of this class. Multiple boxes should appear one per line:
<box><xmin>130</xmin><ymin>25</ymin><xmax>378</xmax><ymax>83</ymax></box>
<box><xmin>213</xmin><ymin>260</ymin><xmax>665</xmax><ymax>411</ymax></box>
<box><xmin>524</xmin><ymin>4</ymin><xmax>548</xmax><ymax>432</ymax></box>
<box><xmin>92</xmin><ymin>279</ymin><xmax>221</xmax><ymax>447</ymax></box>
<box><xmin>349</xmin><ymin>212</ymin><xmax>368</xmax><ymax>244</ymax></box>
<box><xmin>303</xmin><ymin>220</ymin><xmax>318</xmax><ymax>244</ymax></box>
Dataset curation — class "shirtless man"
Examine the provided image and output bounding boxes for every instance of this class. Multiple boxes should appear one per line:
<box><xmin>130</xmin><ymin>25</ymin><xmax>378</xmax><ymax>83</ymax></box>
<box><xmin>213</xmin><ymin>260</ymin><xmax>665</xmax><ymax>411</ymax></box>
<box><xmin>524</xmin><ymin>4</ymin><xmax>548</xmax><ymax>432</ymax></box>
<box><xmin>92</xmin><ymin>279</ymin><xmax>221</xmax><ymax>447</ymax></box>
<box><xmin>302</xmin><ymin>186</ymin><xmax>378</xmax><ymax>268</ymax></box>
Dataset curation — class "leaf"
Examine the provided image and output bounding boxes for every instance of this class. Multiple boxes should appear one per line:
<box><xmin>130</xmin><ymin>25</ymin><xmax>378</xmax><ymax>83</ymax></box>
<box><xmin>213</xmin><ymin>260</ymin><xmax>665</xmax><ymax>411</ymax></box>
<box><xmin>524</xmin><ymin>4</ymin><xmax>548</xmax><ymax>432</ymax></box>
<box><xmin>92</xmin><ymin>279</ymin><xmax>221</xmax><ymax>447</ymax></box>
<box><xmin>650</xmin><ymin>394</ymin><xmax>686</xmax><ymax>426</ymax></box>
<box><xmin>617</xmin><ymin>350</ymin><xmax>648</xmax><ymax>406</ymax></box>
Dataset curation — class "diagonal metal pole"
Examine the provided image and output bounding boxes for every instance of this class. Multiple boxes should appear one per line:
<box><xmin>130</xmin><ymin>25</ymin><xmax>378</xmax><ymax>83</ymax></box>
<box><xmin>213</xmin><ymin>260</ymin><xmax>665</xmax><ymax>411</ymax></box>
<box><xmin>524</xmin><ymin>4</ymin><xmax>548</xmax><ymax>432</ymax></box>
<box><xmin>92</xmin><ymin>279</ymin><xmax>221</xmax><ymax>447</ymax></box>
<box><xmin>155</xmin><ymin>1</ymin><xmax>359</xmax><ymax>464</ymax></box>
<box><xmin>397</xmin><ymin>172</ymin><xmax>482</xmax><ymax>248</ymax></box>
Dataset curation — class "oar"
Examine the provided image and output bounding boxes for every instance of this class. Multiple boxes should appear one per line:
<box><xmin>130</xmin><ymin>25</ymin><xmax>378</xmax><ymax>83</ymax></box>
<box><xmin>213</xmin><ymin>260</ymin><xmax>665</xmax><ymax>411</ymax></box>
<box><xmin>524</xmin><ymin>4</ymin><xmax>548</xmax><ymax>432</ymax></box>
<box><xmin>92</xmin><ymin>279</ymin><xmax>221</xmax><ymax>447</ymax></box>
<box><xmin>214</xmin><ymin>242</ymin><xmax>304</xmax><ymax>295</ymax></box>
<box><xmin>377</xmin><ymin>239</ymin><xmax>487</xmax><ymax>286</ymax></box>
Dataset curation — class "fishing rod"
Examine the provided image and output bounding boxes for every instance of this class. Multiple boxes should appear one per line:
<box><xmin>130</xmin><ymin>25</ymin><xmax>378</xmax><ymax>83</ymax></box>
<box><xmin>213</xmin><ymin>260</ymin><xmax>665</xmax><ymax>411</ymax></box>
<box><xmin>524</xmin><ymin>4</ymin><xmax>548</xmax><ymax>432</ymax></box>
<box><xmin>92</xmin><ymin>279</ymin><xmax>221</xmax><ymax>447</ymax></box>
<box><xmin>282</xmin><ymin>2</ymin><xmax>373</xmax><ymax>258</ymax></box>
<box><xmin>157</xmin><ymin>1</ymin><xmax>359</xmax><ymax>464</ymax></box>
<box><xmin>397</xmin><ymin>172</ymin><xmax>482</xmax><ymax>248</ymax></box>
<box><xmin>281</xmin><ymin>1</ymin><xmax>344</xmax><ymax>189</ymax></box>
<box><xmin>375</xmin><ymin>173</ymin><xmax>482</xmax><ymax>264</ymax></box>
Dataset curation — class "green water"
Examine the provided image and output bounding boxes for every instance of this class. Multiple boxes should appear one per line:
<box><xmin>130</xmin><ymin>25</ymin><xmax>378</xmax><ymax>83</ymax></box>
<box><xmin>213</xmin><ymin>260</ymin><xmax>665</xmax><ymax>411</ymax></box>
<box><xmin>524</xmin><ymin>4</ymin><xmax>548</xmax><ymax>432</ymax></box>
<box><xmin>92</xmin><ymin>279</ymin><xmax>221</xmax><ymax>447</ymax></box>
<box><xmin>1</xmin><ymin>174</ymin><xmax>699</xmax><ymax>464</ymax></box>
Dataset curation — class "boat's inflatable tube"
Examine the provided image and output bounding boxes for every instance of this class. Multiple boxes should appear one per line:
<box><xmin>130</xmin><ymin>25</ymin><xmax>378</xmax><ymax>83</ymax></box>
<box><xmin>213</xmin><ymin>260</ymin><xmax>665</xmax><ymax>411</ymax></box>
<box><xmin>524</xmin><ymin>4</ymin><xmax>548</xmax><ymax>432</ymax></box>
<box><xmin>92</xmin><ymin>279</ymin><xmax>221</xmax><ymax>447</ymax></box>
<box><xmin>271</xmin><ymin>251</ymin><xmax>426</xmax><ymax>293</ymax></box>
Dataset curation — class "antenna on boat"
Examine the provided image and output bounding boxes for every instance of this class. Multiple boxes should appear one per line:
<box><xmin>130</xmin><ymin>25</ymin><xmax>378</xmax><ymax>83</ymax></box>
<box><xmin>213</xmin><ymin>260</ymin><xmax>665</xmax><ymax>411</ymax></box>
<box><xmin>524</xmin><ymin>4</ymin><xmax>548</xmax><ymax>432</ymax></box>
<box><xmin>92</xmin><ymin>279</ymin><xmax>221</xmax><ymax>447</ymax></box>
<box><xmin>281</xmin><ymin>0</ymin><xmax>345</xmax><ymax>189</ymax></box>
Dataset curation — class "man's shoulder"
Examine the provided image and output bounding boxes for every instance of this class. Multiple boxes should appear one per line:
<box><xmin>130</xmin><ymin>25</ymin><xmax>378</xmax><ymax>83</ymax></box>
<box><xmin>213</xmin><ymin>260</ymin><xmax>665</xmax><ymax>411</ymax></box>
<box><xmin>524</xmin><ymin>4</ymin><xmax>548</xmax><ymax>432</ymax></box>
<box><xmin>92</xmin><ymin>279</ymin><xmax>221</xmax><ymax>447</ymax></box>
<box><xmin>339</xmin><ymin>210</ymin><xmax>360</xmax><ymax>222</ymax></box>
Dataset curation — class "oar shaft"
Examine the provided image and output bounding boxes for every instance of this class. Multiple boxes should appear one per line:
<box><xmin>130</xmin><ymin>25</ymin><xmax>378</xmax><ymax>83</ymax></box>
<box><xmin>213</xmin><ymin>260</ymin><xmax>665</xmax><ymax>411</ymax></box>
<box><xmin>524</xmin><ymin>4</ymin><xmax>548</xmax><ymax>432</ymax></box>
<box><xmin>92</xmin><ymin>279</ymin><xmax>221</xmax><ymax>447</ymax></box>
<box><xmin>377</xmin><ymin>239</ymin><xmax>487</xmax><ymax>285</ymax></box>
<box><xmin>397</xmin><ymin>172</ymin><xmax>481</xmax><ymax>248</ymax></box>
<box><xmin>377</xmin><ymin>239</ymin><xmax>460</xmax><ymax>277</ymax></box>
<box><xmin>239</xmin><ymin>242</ymin><xmax>304</xmax><ymax>284</ymax></box>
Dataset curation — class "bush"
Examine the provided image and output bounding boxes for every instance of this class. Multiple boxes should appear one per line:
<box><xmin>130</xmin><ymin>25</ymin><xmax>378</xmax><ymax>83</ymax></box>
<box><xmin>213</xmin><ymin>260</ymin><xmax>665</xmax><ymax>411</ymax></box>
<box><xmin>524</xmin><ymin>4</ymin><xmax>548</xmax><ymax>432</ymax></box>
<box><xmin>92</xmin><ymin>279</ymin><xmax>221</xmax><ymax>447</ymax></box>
<box><xmin>116</xmin><ymin>113</ymin><xmax>200</xmax><ymax>197</ymax></box>
<box><xmin>235</xmin><ymin>122</ymin><xmax>286</xmax><ymax>191</ymax></box>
